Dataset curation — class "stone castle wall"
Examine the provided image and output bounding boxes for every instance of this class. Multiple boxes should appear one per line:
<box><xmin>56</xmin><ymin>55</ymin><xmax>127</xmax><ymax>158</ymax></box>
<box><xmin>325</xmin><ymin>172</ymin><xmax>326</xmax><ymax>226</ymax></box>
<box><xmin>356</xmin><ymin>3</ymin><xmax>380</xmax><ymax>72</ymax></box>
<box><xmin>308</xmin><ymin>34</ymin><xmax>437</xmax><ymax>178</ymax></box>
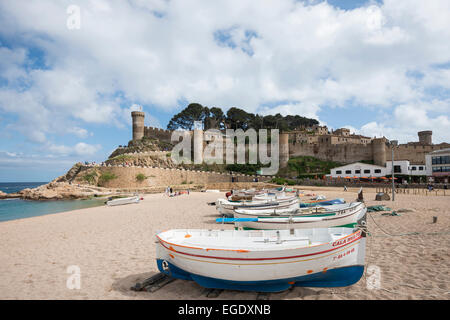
<box><xmin>386</xmin><ymin>143</ymin><xmax>450</xmax><ymax>164</ymax></box>
<box><xmin>290</xmin><ymin>140</ymin><xmax>450</xmax><ymax>165</ymax></box>
<box><xmin>134</xmin><ymin>116</ymin><xmax>449</xmax><ymax>167</ymax></box>
<box><xmin>289</xmin><ymin>142</ymin><xmax>374</xmax><ymax>164</ymax></box>
<box><xmin>144</xmin><ymin>127</ymin><xmax>172</xmax><ymax>142</ymax></box>
<box><xmin>77</xmin><ymin>166</ymin><xmax>267</xmax><ymax>188</ymax></box>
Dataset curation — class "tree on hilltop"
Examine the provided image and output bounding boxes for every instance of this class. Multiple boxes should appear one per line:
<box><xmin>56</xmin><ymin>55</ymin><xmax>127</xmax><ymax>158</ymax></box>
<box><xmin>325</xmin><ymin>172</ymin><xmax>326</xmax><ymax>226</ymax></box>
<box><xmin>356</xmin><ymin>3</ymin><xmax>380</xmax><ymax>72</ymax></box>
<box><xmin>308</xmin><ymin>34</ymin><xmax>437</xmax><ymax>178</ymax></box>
<box><xmin>226</xmin><ymin>107</ymin><xmax>255</xmax><ymax>130</ymax></box>
<box><xmin>166</xmin><ymin>103</ymin><xmax>319</xmax><ymax>131</ymax></box>
<box><xmin>204</xmin><ymin>107</ymin><xmax>226</xmax><ymax>130</ymax></box>
<box><xmin>167</xmin><ymin>103</ymin><xmax>209</xmax><ymax>130</ymax></box>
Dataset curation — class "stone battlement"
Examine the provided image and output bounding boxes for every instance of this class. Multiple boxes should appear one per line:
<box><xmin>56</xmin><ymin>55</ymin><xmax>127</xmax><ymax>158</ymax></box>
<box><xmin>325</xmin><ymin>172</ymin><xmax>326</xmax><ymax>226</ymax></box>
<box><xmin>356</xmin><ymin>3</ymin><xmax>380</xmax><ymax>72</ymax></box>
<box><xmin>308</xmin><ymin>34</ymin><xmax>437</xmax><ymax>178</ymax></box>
<box><xmin>144</xmin><ymin>126</ymin><xmax>172</xmax><ymax>142</ymax></box>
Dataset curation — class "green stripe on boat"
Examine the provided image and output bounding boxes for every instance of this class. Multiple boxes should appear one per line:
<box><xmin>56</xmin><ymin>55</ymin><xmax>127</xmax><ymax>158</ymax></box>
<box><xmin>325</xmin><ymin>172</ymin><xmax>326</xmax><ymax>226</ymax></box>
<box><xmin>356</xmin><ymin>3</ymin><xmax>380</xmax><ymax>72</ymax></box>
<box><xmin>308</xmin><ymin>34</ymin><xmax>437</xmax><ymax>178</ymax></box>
<box><xmin>235</xmin><ymin>223</ymin><xmax>358</xmax><ymax>231</ymax></box>
<box><xmin>256</xmin><ymin>212</ymin><xmax>336</xmax><ymax>219</ymax></box>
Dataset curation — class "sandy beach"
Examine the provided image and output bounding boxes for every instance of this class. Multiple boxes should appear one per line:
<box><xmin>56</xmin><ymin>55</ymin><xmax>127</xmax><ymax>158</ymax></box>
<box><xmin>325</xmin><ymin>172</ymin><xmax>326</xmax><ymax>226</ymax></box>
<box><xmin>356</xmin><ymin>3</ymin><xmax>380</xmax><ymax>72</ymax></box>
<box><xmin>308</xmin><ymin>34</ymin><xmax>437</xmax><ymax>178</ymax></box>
<box><xmin>0</xmin><ymin>187</ymin><xmax>449</xmax><ymax>300</ymax></box>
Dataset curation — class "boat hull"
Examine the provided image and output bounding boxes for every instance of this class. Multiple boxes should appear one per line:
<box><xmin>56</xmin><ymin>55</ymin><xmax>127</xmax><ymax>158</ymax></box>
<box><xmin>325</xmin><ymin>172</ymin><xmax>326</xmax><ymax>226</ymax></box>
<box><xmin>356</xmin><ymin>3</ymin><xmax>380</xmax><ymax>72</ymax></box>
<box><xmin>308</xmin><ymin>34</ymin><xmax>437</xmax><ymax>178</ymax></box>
<box><xmin>155</xmin><ymin>228</ymin><xmax>366</xmax><ymax>292</ymax></box>
<box><xmin>106</xmin><ymin>196</ymin><xmax>140</xmax><ymax>206</ymax></box>
<box><xmin>234</xmin><ymin>206</ymin><xmax>366</xmax><ymax>230</ymax></box>
<box><xmin>157</xmin><ymin>259</ymin><xmax>365</xmax><ymax>292</ymax></box>
<box><xmin>217</xmin><ymin>198</ymin><xmax>299</xmax><ymax>217</ymax></box>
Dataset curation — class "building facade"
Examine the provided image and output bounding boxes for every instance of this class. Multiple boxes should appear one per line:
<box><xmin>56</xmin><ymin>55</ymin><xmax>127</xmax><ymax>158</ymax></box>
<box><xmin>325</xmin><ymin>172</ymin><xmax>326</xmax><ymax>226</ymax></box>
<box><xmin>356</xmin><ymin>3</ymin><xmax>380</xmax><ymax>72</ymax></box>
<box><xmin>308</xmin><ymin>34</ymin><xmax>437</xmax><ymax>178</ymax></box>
<box><xmin>329</xmin><ymin>162</ymin><xmax>387</xmax><ymax>178</ymax></box>
<box><xmin>425</xmin><ymin>148</ymin><xmax>450</xmax><ymax>183</ymax></box>
<box><xmin>329</xmin><ymin>160</ymin><xmax>428</xmax><ymax>179</ymax></box>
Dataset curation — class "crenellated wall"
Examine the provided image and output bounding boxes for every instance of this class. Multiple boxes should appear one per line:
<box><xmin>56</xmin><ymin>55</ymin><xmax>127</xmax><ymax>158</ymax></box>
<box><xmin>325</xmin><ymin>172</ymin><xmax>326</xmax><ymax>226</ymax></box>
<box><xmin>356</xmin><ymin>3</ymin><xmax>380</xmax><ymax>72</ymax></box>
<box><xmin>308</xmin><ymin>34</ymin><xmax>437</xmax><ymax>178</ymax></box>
<box><xmin>144</xmin><ymin>127</ymin><xmax>172</xmax><ymax>142</ymax></box>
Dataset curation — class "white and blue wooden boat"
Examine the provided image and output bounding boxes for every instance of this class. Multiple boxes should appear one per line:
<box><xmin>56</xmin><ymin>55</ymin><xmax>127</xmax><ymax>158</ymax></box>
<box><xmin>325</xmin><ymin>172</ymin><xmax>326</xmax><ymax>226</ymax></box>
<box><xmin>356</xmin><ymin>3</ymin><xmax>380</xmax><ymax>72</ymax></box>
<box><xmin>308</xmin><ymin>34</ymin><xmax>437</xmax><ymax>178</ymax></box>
<box><xmin>155</xmin><ymin>226</ymin><xmax>366</xmax><ymax>292</ymax></box>
<box><xmin>221</xmin><ymin>202</ymin><xmax>366</xmax><ymax>230</ymax></box>
<box><xmin>216</xmin><ymin>197</ymin><xmax>299</xmax><ymax>217</ymax></box>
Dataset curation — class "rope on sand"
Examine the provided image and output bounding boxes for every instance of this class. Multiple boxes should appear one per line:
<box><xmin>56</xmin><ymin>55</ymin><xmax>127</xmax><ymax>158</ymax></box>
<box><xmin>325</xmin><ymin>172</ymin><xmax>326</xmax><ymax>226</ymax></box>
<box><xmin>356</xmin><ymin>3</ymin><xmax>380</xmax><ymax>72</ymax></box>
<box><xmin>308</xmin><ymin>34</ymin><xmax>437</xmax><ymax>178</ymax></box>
<box><xmin>354</xmin><ymin>214</ymin><xmax>450</xmax><ymax>293</ymax></box>
<box><xmin>367</xmin><ymin>213</ymin><xmax>450</xmax><ymax>237</ymax></box>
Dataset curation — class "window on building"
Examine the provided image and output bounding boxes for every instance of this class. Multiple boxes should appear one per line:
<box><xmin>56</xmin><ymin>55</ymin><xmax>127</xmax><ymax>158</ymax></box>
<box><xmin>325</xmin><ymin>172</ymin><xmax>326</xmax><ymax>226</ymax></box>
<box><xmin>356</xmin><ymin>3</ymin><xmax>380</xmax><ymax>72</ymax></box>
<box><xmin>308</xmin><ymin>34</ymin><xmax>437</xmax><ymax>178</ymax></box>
<box><xmin>411</xmin><ymin>166</ymin><xmax>416</xmax><ymax>171</ymax></box>
<box><xmin>394</xmin><ymin>165</ymin><xmax>402</xmax><ymax>173</ymax></box>
<box><xmin>355</xmin><ymin>170</ymin><xmax>361</xmax><ymax>174</ymax></box>
<box><xmin>374</xmin><ymin>169</ymin><xmax>381</xmax><ymax>173</ymax></box>
<box><xmin>432</xmin><ymin>156</ymin><xmax>445</xmax><ymax>165</ymax></box>
<box><xmin>419</xmin><ymin>166</ymin><xmax>424</xmax><ymax>170</ymax></box>
<box><xmin>336</xmin><ymin>170</ymin><xmax>342</xmax><ymax>174</ymax></box>
<box><xmin>364</xmin><ymin>169</ymin><xmax>371</xmax><ymax>174</ymax></box>
<box><xmin>345</xmin><ymin>170</ymin><xmax>352</xmax><ymax>174</ymax></box>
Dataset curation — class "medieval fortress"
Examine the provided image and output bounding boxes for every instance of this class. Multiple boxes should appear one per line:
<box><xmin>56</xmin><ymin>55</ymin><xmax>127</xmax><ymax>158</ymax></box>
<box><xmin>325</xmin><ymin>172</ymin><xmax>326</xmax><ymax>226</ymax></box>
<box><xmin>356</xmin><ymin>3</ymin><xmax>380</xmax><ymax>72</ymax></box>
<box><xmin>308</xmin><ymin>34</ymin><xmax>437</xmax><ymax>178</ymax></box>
<box><xmin>132</xmin><ymin>111</ymin><xmax>450</xmax><ymax>169</ymax></box>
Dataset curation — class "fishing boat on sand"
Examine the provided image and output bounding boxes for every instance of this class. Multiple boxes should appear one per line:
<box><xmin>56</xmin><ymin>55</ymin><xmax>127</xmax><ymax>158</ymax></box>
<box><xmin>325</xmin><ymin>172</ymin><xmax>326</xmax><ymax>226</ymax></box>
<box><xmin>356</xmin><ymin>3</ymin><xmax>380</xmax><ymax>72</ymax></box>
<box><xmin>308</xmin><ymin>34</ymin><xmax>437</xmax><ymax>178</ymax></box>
<box><xmin>216</xmin><ymin>197</ymin><xmax>299</xmax><ymax>217</ymax></box>
<box><xmin>224</xmin><ymin>202</ymin><xmax>367</xmax><ymax>230</ymax></box>
<box><xmin>106</xmin><ymin>195</ymin><xmax>140</xmax><ymax>206</ymax></box>
<box><xmin>155</xmin><ymin>225</ymin><xmax>366</xmax><ymax>292</ymax></box>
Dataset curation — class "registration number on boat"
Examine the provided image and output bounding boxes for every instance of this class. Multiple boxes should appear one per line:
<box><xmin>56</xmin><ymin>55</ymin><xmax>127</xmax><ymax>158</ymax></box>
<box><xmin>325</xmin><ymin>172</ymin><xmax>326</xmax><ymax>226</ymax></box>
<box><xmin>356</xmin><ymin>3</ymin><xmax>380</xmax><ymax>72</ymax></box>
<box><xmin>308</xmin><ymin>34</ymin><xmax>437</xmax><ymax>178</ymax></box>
<box><xmin>333</xmin><ymin>248</ymin><xmax>355</xmax><ymax>261</ymax></box>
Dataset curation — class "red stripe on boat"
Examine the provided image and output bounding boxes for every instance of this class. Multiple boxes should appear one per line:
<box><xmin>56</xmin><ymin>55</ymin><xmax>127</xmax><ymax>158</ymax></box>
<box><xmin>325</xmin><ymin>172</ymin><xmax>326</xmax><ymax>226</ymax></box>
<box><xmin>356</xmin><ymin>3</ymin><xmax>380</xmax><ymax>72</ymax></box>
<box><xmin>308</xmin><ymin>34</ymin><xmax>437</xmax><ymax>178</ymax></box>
<box><xmin>158</xmin><ymin>233</ymin><xmax>362</xmax><ymax>261</ymax></box>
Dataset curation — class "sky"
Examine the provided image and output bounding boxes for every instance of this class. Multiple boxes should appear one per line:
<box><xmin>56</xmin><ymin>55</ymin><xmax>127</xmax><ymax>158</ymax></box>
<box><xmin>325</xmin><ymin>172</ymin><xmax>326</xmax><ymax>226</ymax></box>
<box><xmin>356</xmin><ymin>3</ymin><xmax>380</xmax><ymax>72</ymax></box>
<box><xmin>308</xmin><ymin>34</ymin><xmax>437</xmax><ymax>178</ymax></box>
<box><xmin>0</xmin><ymin>0</ymin><xmax>449</xmax><ymax>182</ymax></box>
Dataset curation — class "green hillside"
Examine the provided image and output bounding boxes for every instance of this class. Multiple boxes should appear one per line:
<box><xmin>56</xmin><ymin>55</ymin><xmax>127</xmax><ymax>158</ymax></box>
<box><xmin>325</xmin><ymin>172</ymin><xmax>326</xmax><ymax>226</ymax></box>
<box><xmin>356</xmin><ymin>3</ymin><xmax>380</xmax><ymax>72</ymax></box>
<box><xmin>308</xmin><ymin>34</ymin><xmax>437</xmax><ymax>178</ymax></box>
<box><xmin>278</xmin><ymin>156</ymin><xmax>343</xmax><ymax>178</ymax></box>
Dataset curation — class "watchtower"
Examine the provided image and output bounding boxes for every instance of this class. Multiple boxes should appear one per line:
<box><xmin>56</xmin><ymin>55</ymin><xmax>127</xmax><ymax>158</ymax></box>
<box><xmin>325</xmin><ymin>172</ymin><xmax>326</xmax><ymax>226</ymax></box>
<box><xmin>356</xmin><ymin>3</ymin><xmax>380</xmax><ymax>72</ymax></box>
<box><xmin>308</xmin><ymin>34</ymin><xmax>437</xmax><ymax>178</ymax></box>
<box><xmin>372</xmin><ymin>137</ymin><xmax>387</xmax><ymax>166</ymax></box>
<box><xmin>418</xmin><ymin>131</ymin><xmax>432</xmax><ymax>145</ymax></box>
<box><xmin>131</xmin><ymin>111</ymin><xmax>145</xmax><ymax>141</ymax></box>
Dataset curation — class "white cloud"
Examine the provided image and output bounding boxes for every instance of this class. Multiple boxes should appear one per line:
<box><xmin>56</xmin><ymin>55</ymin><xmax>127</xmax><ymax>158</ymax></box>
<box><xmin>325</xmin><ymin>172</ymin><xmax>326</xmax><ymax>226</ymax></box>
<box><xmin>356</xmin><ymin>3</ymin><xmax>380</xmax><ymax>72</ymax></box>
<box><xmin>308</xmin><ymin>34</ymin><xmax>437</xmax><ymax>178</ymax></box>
<box><xmin>357</xmin><ymin>103</ymin><xmax>450</xmax><ymax>143</ymax></box>
<box><xmin>67</xmin><ymin>127</ymin><xmax>90</xmax><ymax>139</ymax></box>
<box><xmin>73</xmin><ymin>142</ymin><xmax>101</xmax><ymax>156</ymax></box>
<box><xmin>47</xmin><ymin>142</ymin><xmax>101</xmax><ymax>157</ymax></box>
<box><xmin>0</xmin><ymin>0</ymin><xmax>448</xmax><ymax>145</ymax></box>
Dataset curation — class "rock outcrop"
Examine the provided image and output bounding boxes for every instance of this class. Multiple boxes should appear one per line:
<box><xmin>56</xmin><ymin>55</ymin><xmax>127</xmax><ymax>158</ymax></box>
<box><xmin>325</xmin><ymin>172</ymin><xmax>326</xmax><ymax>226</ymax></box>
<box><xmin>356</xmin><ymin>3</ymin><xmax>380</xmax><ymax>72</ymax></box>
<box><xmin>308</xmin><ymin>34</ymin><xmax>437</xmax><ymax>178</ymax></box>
<box><xmin>17</xmin><ymin>182</ymin><xmax>114</xmax><ymax>200</ymax></box>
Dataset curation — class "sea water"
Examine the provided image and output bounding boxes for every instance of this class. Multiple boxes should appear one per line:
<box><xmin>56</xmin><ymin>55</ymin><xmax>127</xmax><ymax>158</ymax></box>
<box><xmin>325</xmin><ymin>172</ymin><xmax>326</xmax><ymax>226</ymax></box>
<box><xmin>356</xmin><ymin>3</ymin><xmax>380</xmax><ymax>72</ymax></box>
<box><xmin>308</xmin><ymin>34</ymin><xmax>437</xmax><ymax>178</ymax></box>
<box><xmin>0</xmin><ymin>182</ymin><xmax>106</xmax><ymax>222</ymax></box>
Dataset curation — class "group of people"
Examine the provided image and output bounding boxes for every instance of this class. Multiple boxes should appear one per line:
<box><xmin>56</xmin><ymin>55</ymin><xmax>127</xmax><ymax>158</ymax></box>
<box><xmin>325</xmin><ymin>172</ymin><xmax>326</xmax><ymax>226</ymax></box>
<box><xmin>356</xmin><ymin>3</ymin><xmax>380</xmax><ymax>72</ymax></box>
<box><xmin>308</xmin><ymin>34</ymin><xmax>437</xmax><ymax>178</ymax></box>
<box><xmin>84</xmin><ymin>161</ymin><xmax>106</xmax><ymax>167</ymax></box>
<box><xmin>165</xmin><ymin>186</ymin><xmax>190</xmax><ymax>197</ymax></box>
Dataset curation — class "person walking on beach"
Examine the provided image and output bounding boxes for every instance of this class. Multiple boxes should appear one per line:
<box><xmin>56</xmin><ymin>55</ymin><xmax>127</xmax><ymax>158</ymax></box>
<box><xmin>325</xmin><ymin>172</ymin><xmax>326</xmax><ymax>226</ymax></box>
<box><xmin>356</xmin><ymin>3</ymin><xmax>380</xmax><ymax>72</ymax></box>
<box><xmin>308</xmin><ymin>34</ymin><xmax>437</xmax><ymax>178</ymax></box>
<box><xmin>344</xmin><ymin>185</ymin><xmax>347</xmax><ymax>191</ymax></box>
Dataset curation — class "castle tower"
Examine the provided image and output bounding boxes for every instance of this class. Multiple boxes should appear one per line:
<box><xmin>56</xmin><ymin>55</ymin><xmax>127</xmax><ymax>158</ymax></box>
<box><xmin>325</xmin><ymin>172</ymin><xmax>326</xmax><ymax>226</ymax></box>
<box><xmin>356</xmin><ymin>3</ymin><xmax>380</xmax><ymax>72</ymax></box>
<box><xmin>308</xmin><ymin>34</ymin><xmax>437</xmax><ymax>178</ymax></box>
<box><xmin>131</xmin><ymin>111</ymin><xmax>145</xmax><ymax>141</ymax></box>
<box><xmin>372</xmin><ymin>138</ymin><xmax>387</xmax><ymax>166</ymax></box>
<box><xmin>279</xmin><ymin>133</ymin><xmax>289</xmax><ymax>168</ymax></box>
<box><xmin>418</xmin><ymin>130</ymin><xmax>432</xmax><ymax>145</ymax></box>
